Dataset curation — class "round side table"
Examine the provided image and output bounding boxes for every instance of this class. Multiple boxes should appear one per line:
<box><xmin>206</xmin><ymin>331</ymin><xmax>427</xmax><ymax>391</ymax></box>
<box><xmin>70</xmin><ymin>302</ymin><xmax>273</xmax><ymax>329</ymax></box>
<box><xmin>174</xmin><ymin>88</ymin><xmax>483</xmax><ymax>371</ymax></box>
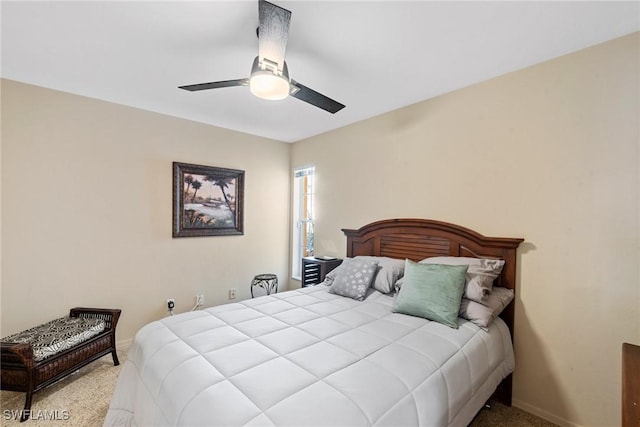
<box><xmin>250</xmin><ymin>274</ymin><xmax>278</xmax><ymax>298</ymax></box>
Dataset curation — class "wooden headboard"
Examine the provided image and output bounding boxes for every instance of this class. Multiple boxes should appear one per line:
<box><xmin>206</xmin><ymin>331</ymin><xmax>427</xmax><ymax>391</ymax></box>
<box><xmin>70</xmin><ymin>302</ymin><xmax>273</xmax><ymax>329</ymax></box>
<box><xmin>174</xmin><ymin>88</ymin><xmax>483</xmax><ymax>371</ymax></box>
<box><xmin>342</xmin><ymin>218</ymin><xmax>524</xmax><ymax>405</ymax></box>
<box><xmin>342</xmin><ymin>218</ymin><xmax>523</xmax><ymax>330</ymax></box>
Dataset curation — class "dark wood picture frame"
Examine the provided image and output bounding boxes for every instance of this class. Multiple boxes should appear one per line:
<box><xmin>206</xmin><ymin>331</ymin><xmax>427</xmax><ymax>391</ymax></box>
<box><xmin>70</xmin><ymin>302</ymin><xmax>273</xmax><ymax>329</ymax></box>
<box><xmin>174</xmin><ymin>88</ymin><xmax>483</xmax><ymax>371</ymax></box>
<box><xmin>173</xmin><ymin>162</ymin><xmax>244</xmax><ymax>237</ymax></box>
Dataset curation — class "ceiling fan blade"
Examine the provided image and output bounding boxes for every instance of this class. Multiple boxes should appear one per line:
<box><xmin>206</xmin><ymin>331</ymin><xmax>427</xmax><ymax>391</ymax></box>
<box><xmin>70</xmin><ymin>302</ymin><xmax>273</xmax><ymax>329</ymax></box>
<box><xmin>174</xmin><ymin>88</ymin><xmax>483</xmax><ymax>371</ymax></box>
<box><xmin>290</xmin><ymin>81</ymin><xmax>345</xmax><ymax>114</ymax></box>
<box><xmin>179</xmin><ymin>79</ymin><xmax>249</xmax><ymax>92</ymax></box>
<box><xmin>258</xmin><ymin>0</ymin><xmax>291</xmax><ymax>72</ymax></box>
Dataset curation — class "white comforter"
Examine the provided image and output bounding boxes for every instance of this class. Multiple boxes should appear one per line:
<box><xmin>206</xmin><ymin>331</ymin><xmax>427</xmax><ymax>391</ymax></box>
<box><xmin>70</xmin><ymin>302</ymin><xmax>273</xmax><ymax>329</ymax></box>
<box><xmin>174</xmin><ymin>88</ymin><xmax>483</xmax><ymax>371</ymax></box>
<box><xmin>104</xmin><ymin>285</ymin><xmax>514</xmax><ymax>427</ymax></box>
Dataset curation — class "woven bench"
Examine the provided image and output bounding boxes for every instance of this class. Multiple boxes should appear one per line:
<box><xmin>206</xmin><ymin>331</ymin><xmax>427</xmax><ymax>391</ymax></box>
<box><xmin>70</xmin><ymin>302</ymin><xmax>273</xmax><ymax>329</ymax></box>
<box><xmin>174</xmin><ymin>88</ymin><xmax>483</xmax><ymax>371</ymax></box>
<box><xmin>1</xmin><ymin>307</ymin><xmax>121</xmax><ymax>422</ymax></box>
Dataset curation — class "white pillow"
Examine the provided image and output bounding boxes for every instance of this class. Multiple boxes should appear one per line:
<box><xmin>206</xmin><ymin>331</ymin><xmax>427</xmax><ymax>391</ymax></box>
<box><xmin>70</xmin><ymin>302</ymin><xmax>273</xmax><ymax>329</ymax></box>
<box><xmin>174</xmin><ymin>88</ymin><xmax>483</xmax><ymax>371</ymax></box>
<box><xmin>459</xmin><ymin>286</ymin><xmax>514</xmax><ymax>329</ymax></box>
<box><xmin>419</xmin><ymin>256</ymin><xmax>505</xmax><ymax>303</ymax></box>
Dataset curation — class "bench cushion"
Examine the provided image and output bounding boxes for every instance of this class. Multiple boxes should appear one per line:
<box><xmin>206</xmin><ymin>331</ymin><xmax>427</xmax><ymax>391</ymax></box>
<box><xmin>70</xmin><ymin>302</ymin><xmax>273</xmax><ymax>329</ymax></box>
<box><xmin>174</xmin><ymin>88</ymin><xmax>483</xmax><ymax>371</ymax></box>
<box><xmin>2</xmin><ymin>316</ymin><xmax>106</xmax><ymax>361</ymax></box>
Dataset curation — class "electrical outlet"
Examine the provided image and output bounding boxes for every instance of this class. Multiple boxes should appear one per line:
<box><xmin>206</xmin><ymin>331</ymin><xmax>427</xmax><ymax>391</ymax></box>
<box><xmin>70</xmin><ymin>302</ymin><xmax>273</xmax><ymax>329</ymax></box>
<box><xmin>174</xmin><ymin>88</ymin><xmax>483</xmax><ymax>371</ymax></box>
<box><xmin>228</xmin><ymin>288</ymin><xmax>236</xmax><ymax>300</ymax></box>
<box><xmin>195</xmin><ymin>294</ymin><xmax>204</xmax><ymax>306</ymax></box>
<box><xmin>167</xmin><ymin>298</ymin><xmax>175</xmax><ymax>311</ymax></box>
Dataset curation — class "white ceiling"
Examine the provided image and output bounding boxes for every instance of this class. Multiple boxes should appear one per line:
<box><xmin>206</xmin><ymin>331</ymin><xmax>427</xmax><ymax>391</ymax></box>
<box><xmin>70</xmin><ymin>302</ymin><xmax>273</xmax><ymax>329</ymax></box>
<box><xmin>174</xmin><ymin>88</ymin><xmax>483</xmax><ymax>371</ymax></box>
<box><xmin>2</xmin><ymin>1</ymin><xmax>639</xmax><ymax>142</ymax></box>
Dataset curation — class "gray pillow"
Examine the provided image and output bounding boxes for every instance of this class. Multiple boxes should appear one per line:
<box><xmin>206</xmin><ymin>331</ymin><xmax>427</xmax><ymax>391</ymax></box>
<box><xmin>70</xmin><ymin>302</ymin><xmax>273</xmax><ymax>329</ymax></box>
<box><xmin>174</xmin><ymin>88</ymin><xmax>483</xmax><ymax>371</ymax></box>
<box><xmin>352</xmin><ymin>256</ymin><xmax>405</xmax><ymax>294</ymax></box>
<box><xmin>459</xmin><ymin>286</ymin><xmax>514</xmax><ymax>329</ymax></box>
<box><xmin>328</xmin><ymin>258</ymin><xmax>379</xmax><ymax>301</ymax></box>
<box><xmin>420</xmin><ymin>256</ymin><xmax>505</xmax><ymax>303</ymax></box>
<box><xmin>392</xmin><ymin>260</ymin><xmax>468</xmax><ymax>328</ymax></box>
<box><xmin>322</xmin><ymin>258</ymin><xmax>349</xmax><ymax>286</ymax></box>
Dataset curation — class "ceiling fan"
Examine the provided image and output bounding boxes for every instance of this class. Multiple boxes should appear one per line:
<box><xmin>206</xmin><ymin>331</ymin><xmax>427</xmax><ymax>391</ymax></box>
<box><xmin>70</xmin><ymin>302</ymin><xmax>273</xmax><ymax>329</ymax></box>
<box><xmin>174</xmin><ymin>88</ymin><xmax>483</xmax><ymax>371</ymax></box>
<box><xmin>179</xmin><ymin>0</ymin><xmax>345</xmax><ymax>114</ymax></box>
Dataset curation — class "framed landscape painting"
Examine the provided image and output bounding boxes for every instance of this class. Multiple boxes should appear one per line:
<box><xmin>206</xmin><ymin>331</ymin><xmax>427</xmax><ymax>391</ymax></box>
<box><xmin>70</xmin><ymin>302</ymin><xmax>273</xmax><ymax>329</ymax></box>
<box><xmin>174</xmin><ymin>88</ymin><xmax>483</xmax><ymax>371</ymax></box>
<box><xmin>173</xmin><ymin>162</ymin><xmax>244</xmax><ymax>237</ymax></box>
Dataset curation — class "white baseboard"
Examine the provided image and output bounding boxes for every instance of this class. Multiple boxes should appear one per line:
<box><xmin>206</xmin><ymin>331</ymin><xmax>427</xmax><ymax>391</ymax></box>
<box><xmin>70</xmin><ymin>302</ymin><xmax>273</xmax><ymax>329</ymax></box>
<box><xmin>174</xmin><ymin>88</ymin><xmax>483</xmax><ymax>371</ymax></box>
<box><xmin>513</xmin><ymin>398</ymin><xmax>582</xmax><ymax>427</ymax></box>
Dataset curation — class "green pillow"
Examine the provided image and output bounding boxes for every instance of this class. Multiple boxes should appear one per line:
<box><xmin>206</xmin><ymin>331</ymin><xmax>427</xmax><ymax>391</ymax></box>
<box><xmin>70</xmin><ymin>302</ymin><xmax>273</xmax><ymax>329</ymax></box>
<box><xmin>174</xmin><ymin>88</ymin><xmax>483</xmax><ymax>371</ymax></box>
<box><xmin>392</xmin><ymin>260</ymin><xmax>468</xmax><ymax>328</ymax></box>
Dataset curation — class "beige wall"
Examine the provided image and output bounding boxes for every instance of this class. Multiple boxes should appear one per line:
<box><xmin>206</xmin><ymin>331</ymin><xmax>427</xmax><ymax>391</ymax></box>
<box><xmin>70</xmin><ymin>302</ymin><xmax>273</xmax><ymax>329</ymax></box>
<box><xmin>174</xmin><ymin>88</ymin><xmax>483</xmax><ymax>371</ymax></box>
<box><xmin>1</xmin><ymin>79</ymin><xmax>291</xmax><ymax>341</ymax></box>
<box><xmin>291</xmin><ymin>33</ymin><xmax>640</xmax><ymax>427</ymax></box>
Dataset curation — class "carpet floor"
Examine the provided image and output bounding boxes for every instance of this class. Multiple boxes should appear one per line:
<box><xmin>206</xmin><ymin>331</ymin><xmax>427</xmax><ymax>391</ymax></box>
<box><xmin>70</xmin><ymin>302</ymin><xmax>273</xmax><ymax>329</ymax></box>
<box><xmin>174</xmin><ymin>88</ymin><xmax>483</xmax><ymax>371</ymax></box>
<box><xmin>1</xmin><ymin>343</ymin><xmax>556</xmax><ymax>426</ymax></box>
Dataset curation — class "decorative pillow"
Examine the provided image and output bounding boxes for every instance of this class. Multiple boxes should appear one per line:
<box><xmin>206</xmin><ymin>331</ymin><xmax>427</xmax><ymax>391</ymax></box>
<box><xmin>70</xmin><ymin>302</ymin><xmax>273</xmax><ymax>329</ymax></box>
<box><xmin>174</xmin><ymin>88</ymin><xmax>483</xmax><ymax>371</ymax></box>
<box><xmin>420</xmin><ymin>256</ymin><xmax>505</xmax><ymax>303</ymax></box>
<box><xmin>393</xmin><ymin>276</ymin><xmax>405</xmax><ymax>294</ymax></box>
<box><xmin>352</xmin><ymin>256</ymin><xmax>405</xmax><ymax>294</ymax></box>
<box><xmin>328</xmin><ymin>258</ymin><xmax>379</xmax><ymax>301</ymax></box>
<box><xmin>459</xmin><ymin>286</ymin><xmax>514</xmax><ymax>329</ymax></box>
<box><xmin>392</xmin><ymin>260</ymin><xmax>468</xmax><ymax>328</ymax></box>
<box><xmin>322</xmin><ymin>258</ymin><xmax>350</xmax><ymax>286</ymax></box>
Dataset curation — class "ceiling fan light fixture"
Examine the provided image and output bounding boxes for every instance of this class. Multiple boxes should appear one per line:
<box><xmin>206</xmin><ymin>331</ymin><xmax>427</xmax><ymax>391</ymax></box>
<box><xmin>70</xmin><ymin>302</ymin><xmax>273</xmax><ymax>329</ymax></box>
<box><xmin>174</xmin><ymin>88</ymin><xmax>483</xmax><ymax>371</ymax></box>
<box><xmin>249</xmin><ymin>56</ymin><xmax>290</xmax><ymax>101</ymax></box>
<box><xmin>249</xmin><ymin>72</ymin><xmax>290</xmax><ymax>101</ymax></box>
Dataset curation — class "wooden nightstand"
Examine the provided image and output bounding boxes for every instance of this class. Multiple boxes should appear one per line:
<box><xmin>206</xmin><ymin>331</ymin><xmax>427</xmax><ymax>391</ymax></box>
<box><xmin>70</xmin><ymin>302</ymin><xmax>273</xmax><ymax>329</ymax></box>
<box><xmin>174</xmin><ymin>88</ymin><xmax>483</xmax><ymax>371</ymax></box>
<box><xmin>301</xmin><ymin>257</ymin><xmax>342</xmax><ymax>287</ymax></box>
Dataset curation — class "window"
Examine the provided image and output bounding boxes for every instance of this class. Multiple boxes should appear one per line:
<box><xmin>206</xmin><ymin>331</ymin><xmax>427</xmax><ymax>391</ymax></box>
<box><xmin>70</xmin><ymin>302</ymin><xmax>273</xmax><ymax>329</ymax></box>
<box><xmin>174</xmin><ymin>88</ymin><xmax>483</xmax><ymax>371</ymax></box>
<box><xmin>292</xmin><ymin>166</ymin><xmax>315</xmax><ymax>279</ymax></box>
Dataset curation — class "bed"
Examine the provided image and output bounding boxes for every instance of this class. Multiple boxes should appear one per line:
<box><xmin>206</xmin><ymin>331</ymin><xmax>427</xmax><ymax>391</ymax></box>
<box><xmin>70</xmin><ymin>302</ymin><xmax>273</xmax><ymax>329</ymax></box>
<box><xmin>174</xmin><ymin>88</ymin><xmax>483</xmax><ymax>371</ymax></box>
<box><xmin>104</xmin><ymin>219</ymin><xmax>523</xmax><ymax>427</ymax></box>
